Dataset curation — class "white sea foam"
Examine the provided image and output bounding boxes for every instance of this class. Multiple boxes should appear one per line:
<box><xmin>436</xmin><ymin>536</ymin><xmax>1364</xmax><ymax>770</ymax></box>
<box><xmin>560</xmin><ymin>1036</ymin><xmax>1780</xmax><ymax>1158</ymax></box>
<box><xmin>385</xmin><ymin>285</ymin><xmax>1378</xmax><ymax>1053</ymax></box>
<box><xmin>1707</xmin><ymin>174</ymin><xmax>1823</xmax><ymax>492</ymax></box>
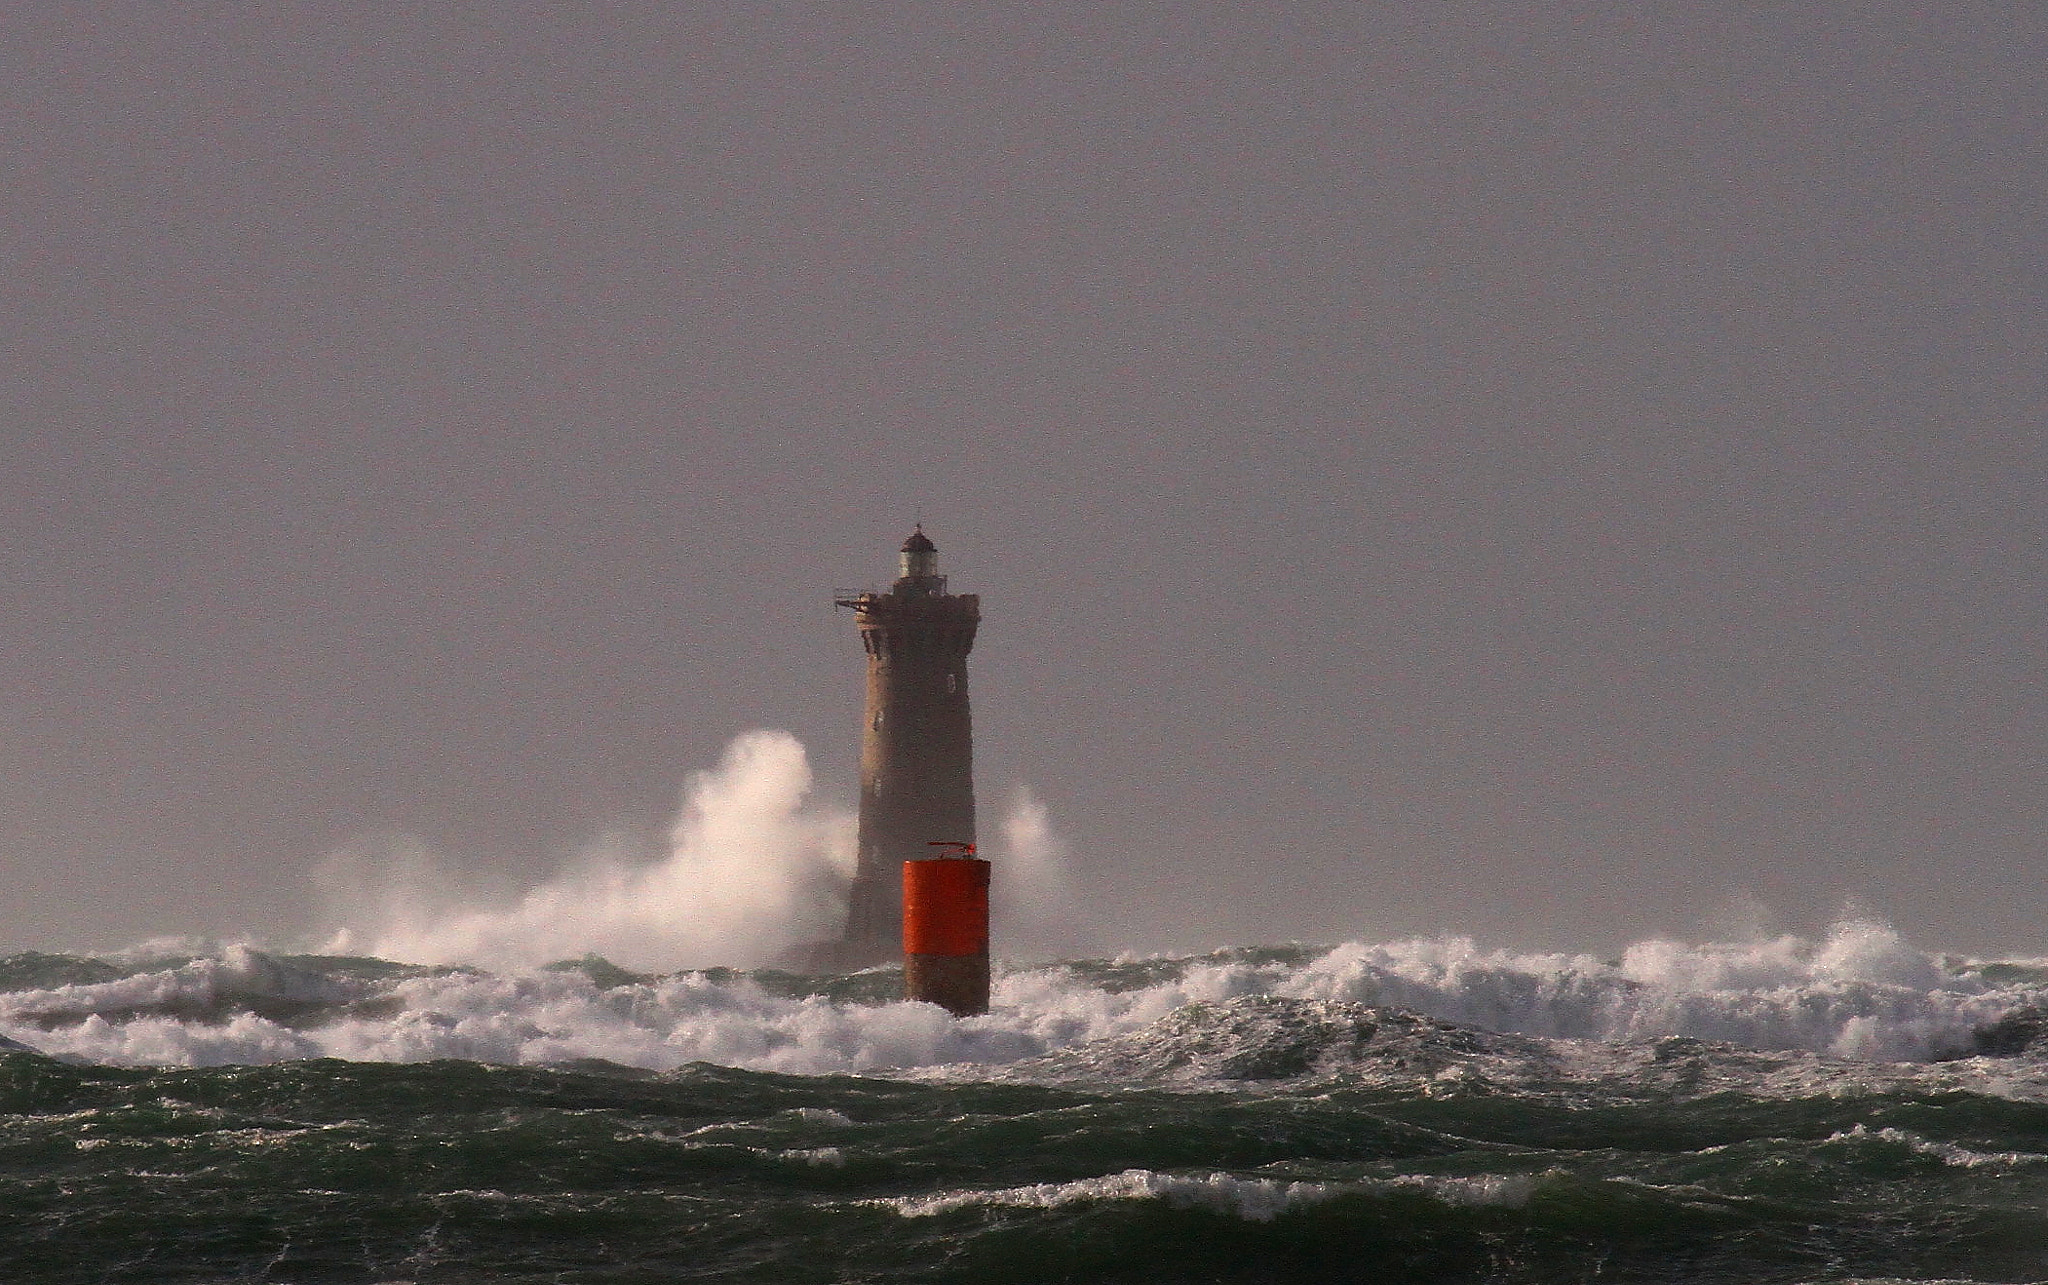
<box><xmin>878</xmin><ymin>1168</ymin><xmax>1535</xmax><ymax>1221</ymax></box>
<box><xmin>17</xmin><ymin>731</ymin><xmax>1931</xmax><ymax>1079</ymax></box>
<box><xmin>1826</xmin><ymin>1124</ymin><xmax>2048</xmax><ymax>1169</ymax></box>
<box><xmin>0</xmin><ymin>945</ymin><xmax>359</xmax><ymax>1024</ymax></box>
<box><xmin>778</xmin><ymin>1146</ymin><xmax>846</xmax><ymax>1166</ymax></box>
<box><xmin>880</xmin><ymin>1169</ymin><xmax>1334</xmax><ymax>1221</ymax></box>
<box><xmin>777</xmin><ymin>1107</ymin><xmax>854</xmax><ymax>1127</ymax></box>
<box><xmin>1272</xmin><ymin>920</ymin><xmax>2032</xmax><ymax>1061</ymax></box>
<box><xmin>6</xmin><ymin>922</ymin><xmax>2048</xmax><ymax>1088</ymax></box>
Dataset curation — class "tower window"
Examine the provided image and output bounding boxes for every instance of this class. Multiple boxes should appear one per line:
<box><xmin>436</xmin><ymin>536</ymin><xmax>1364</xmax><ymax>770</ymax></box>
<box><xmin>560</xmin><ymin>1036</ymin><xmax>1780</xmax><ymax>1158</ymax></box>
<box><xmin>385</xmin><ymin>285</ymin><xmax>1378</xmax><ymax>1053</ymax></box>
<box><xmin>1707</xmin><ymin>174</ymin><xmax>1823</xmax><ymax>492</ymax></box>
<box><xmin>947</xmin><ymin>672</ymin><xmax>957</xmax><ymax>693</ymax></box>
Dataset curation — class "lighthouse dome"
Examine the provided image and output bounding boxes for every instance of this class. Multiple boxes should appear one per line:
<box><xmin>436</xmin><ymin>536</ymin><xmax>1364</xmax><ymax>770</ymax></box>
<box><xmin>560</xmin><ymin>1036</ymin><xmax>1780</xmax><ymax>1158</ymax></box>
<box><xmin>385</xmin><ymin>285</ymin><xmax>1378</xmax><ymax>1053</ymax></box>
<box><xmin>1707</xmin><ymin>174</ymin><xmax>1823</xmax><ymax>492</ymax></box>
<box><xmin>897</xmin><ymin>525</ymin><xmax>941</xmax><ymax>586</ymax></box>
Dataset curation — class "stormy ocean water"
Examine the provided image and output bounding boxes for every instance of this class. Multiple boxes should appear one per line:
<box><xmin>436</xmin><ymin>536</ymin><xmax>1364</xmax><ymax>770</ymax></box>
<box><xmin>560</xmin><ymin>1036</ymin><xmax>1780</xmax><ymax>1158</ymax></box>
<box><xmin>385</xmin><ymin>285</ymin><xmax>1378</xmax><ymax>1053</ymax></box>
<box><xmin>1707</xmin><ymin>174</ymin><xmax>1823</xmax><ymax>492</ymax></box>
<box><xmin>6</xmin><ymin>738</ymin><xmax>2047</xmax><ymax>1284</ymax></box>
<box><xmin>5</xmin><ymin>925</ymin><xmax>2048</xmax><ymax>1284</ymax></box>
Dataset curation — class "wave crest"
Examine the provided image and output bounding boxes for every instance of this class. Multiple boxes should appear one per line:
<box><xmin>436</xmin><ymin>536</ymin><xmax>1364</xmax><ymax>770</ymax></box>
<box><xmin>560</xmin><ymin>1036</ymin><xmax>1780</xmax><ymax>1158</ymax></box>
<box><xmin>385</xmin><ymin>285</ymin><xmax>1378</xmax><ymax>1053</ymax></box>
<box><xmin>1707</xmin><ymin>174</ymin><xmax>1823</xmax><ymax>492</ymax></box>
<box><xmin>3</xmin><ymin>922</ymin><xmax>2047</xmax><ymax>1091</ymax></box>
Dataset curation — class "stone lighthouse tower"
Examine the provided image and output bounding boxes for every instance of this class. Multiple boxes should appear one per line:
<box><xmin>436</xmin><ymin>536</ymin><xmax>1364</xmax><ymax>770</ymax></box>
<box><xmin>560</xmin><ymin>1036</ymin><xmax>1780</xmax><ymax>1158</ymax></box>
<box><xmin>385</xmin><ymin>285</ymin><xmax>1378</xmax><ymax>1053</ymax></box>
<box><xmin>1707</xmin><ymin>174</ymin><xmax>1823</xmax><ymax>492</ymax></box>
<box><xmin>835</xmin><ymin>527</ymin><xmax>980</xmax><ymax>966</ymax></box>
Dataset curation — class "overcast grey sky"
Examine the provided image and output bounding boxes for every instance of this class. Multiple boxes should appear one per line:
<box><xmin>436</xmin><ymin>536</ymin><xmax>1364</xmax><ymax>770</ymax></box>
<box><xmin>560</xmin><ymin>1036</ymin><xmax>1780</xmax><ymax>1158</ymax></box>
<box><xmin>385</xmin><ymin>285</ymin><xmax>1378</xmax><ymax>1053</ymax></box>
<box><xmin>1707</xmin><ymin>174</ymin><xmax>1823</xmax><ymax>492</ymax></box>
<box><xmin>0</xmin><ymin>3</ymin><xmax>2041</xmax><ymax>958</ymax></box>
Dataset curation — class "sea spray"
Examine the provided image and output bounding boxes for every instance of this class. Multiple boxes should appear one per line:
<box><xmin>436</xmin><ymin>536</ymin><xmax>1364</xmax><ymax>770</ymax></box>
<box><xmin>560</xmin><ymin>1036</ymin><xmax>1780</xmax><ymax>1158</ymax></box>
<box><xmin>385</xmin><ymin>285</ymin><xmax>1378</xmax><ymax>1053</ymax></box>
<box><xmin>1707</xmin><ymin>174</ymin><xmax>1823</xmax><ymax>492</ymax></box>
<box><xmin>316</xmin><ymin>730</ymin><xmax>1087</xmax><ymax>975</ymax></box>
<box><xmin>990</xmin><ymin>784</ymin><xmax>1098</xmax><ymax>962</ymax></box>
<box><xmin>322</xmin><ymin>730</ymin><xmax>855</xmax><ymax>971</ymax></box>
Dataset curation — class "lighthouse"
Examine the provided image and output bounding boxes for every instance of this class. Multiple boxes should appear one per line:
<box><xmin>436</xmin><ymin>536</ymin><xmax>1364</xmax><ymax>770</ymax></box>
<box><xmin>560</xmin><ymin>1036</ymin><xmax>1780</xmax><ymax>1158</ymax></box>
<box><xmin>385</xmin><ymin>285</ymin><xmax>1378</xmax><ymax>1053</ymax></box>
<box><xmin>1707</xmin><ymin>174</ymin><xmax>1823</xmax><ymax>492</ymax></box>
<box><xmin>835</xmin><ymin>528</ymin><xmax>980</xmax><ymax>967</ymax></box>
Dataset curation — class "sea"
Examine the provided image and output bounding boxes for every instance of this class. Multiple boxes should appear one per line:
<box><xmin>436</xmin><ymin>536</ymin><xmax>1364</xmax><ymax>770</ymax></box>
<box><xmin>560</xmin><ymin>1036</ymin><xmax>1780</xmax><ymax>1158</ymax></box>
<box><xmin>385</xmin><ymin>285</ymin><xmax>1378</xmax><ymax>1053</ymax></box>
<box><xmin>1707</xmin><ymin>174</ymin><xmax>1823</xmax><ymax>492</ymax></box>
<box><xmin>4</xmin><ymin>920</ymin><xmax>2048</xmax><ymax>1284</ymax></box>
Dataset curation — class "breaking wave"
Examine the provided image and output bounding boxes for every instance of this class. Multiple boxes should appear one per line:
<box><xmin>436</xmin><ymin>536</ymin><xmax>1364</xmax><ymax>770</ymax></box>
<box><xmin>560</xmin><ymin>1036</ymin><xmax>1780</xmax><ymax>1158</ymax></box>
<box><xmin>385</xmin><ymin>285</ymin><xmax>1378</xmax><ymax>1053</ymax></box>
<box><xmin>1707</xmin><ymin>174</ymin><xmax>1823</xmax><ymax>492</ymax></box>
<box><xmin>317</xmin><ymin>730</ymin><xmax>856</xmax><ymax>972</ymax></box>
<box><xmin>10</xmin><ymin>928</ymin><xmax>2048</xmax><ymax>1284</ymax></box>
<box><xmin>312</xmin><ymin>731</ymin><xmax>1094</xmax><ymax>973</ymax></box>
<box><xmin>2</xmin><ymin>920</ymin><xmax>2046</xmax><ymax>1096</ymax></box>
